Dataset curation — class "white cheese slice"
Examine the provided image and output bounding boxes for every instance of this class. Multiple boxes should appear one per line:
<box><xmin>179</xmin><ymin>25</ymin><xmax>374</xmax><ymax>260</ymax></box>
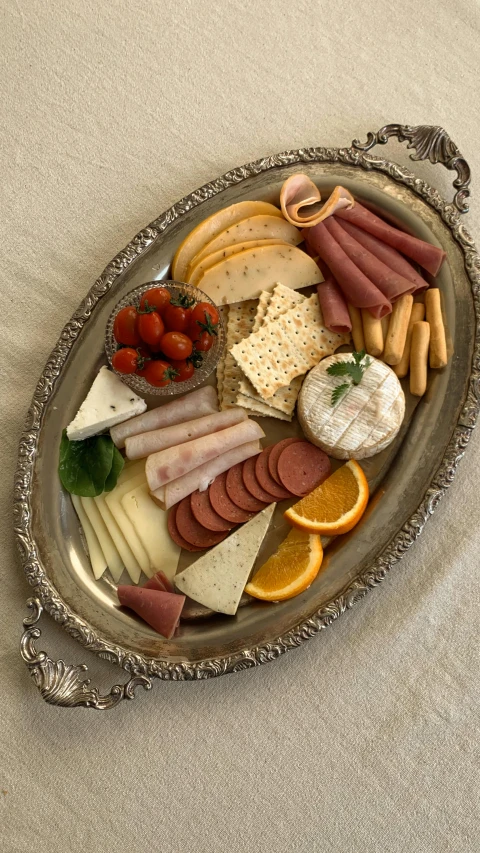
<box><xmin>71</xmin><ymin>494</ymin><xmax>107</xmax><ymax>580</ymax></box>
<box><xmin>94</xmin><ymin>494</ymin><xmax>142</xmax><ymax>584</ymax></box>
<box><xmin>67</xmin><ymin>366</ymin><xmax>147</xmax><ymax>441</ymax></box>
<box><xmin>298</xmin><ymin>354</ymin><xmax>405</xmax><ymax>460</ymax></box>
<box><xmin>174</xmin><ymin>504</ymin><xmax>276</xmax><ymax>615</ymax></box>
<box><xmin>105</xmin><ymin>471</ymin><xmax>151</xmax><ymax>576</ymax></box>
<box><xmin>80</xmin><ymin>496</ymin><xmax>124</xmax><ymax>581</ymax></box>
<box><xmin>121</xmin><ymin>484</ymin><xmax>180</xmax><ymax>581</ymax></box>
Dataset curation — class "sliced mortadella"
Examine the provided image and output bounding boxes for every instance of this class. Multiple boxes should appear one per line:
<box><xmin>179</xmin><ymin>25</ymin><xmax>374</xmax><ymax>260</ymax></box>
<box><xmin>335</xmin><ymin>219</ymin><xmax>427</xmax><ymax>293</ymax></box>
<box><xmin>143</xmin><ymin>570</ymin><xmax>175</xmax><ymax>594</ymax></box>
<box><xmin>117</xmin><ymin>586</ymin><xmax>185</xmax><ymax>638</ymax></box>
<box><xmin>324</xmin><ymin>217</ymin><xmax>416</xmax><ymax>302</ymax></box>
<box><xmin>125</xmin><ymin>407</ymin><xmax>247</xmax><ymax>460</ymax></box>
<box><xmin>336</xmin><ymin>202</ymin><xmax>446</xmax><ymax>276</ymax></box>
<box><xmin>316</xmin><ymin>259</ymin><xmax>352</xmax><ymax>335</ymax></box>
<box><xmin>304</xmin><ymin>222</ymin><xmax>392</xmax><ymax>319</ymax></box>
<box><xmin>280</xmin><ymin>178</ymin><xmax>355</xmax><ymax>228</ymax></box>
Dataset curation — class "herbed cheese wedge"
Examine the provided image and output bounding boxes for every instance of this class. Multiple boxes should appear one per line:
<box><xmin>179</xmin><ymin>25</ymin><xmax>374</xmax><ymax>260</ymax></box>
<box><xmin>187</xmin><ymin>239</ymin><xmax>290</xmax><ymax>286</ymax></box>
<box><xmin>67</xmin><ymin>366</ymin><xmax>147</xmax><ymax>441</ymax></box>
<box><xmin>174</xmin><ymin>504</ymin><xmax>276</xmax><ymax>615</ymax></box>
<box><xmin>171</xmin><ymin>200</ymin><xmax>283</xmax><ymax>282</ymax></box>
<box><xmin>71</xmin><ymin>494</ymin><xmax>107</xmax><ymax>580</ymax></box>
<box><xmin>196</xmin><ymin>245</ymin><xmax>323</xmax><ymax>305</ymax></box>
<box><xmin>298</xmin><ymin>354</ymin><xmax>405</xmax><ymax>460</ymax></box>
<box><xmin>80</xmin><ymin>496</ymin><xmax>124</xmax><ymax>581</ymax></box>
<box><xmin>121</xmin><ymin>483</ymin><xmax>180</xmax><ymax>582</ymax></box>
<box><xmin>105</xmin><ymin>471</ymin><xmax>151</xmax><ymax>577</ymax></box>
<box><xmin>189</xmin><ymin>215</ymin><xmax>302</xmax><ymax>269</ymax></box>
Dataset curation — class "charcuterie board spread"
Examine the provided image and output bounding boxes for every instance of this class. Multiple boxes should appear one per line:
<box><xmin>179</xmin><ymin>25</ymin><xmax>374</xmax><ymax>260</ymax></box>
<box><xmin>58</xmin><ymin>174</ymin><xmax>449</xmax><ymax>640</ymax></box>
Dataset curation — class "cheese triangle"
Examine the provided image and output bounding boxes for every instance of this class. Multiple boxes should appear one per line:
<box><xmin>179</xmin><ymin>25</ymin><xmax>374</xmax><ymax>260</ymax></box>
<box><xmin>174</xmin><ymin>503</ymin><xmax>275</xmax><ymax>615</ymax></box>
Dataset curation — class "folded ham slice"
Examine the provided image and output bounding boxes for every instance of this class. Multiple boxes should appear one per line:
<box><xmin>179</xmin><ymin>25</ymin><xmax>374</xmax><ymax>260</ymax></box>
<box><xmin>110</xmin><ymin>385</ymin><xmax>218</xmax><ymax>449</ymax></box>
<box><xmin>152</xmin><ymin>439</ymin><xmax>262</xmax><ymax>510</ymax></box>
<box><xmin>336</xmin><ymin>202</ymin><xmax>446</xmax><ymax>276</ymax></box>
<box><xmin>146</xmin><ymin>419</ymin><xmax>265</xmax><ymax>493</ymax></box>
<box><xmin>117</xmin><ymin>586</ymin><xmax>185</xmax><ymax>638</ymax></box>
<box><xmin>125</xmin><ymin>407</ymin><xmax>247</xmax><ymax>460</ymax></box>
<box><xmin>316</xmin><ymin>260</ymin><xmax>352</xmax><ymax>335</ymax></box>
<box><xmin>337</xmin><ymin>219</ymin><xmax>427</xmax><ymax>293</ymax></box>
<box><xmin>304</xmin><ymin>223</ymin><xmax>392</xmax><ymax>319</ymax></box>
<box><xmin>280</xmin><ymin>177</ymin><xmax>355</xmax><ymax>228</ymax></box>
<box><xmin>324</xmin><ymin>217</ymin><xmax>416</xmax><ymax>303</ymax></box>
<box><xmin>143</xmin><ymin>570</ymin><xmax>175</xmax><ymax>594</ymax></box>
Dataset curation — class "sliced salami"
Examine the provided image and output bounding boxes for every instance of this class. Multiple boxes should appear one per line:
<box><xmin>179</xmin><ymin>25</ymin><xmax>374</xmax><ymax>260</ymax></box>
<box><xmin>267</xmin><ymin>438</ymin><xmax>304</xmax><ymax>485</ymax></box>
<box><xmin>255</xmin><ymin>447</ymin><xmax>293</xmax><ymax>500</ymax></box>
<box><xmin>190</xmin><ymin>489</ymin><xmax>236</xmax><ymax>532</ymax></box>
<box><xmin>209</xmin><ymin>471</ymin><xmax>255</xmax><ymax>524</ymax></box>
<box><xmin>277</xmin><ymin>441</ymin><xmax>331</xmax><ymax>496</ymax></box>
<box><xmin>176</xmin><ymin>497</ymin><xmax>229</xmax><ymax>549</ymax></box>
<box><xmin>167</xmin><ymin>503</ymin><xmax>204</xmax><ymax>553</ymax></box>
<box><xmin>226</xmin><ymin>463</ymin><xmax>268</xmax><ymax>512</ymax></box>
<box><xmin>242</xmin><ymin>455</ymin><xmax>278</xmax><ymax>503</ymax></box>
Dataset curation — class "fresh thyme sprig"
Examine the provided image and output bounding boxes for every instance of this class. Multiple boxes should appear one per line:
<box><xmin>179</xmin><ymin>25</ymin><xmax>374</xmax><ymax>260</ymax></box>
<box><xmin>327</xmin><ymin>350</ymin><xmax>372</xmax><ymax>406</ymax></box>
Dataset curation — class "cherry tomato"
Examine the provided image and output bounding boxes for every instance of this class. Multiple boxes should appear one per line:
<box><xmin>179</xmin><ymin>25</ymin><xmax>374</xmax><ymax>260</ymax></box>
<box><xmin>195</xmin><ymin>331</ymin><xmax>214</xmax><ymax>352</ymax></box>
<box><xmin>138</xmin><ymin>311</ymin><xmax>165</xmax><ymax>347</ymax></box>
<box><xmin>139</xmin><ymin>287</ymin><xmax>171</xmax><ymax>314</ymax></box>
<box><xmin>169</xmin><ymin>358</ymin><xmax>195</xmax><ymax>383</ymax></box>
<box><xmin>160</xmin><ymin>331</ymin><xmax>193</xmax><ymax>360</ymax></box>
<box><xmin>112</xmin><ymin>347</ymin><xmax>139</xmax><ymax>374</ymax></box>
<box><xmin>113</xmin><ymin>306</ymin><xmax>141</xmax><ymax>347</ymax></box>
<box><xmin>164</xmin><ymin>303</ymin><xmax>192</xmax><ymax>333</ymax></box>
<box><xmin>190</xmin><ymin>302</ymin><xmax>219</xmax><ymax>328</ymax></box>
<box><xmin>141</xmin><ymin>359</ymin><xmax>178</xmax><ymax>388</ymax></box>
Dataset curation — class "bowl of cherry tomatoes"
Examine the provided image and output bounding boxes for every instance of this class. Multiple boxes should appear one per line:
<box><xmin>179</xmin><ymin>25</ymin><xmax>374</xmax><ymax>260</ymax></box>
<box><xmin>105</xmin><ymin>281</ymin><xmax>225</xmax><ymax>395</ymax></box>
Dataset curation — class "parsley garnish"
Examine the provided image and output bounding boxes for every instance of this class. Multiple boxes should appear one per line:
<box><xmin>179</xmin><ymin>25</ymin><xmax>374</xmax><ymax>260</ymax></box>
<box><xmin>327</xmin><ymin>350</ymin><xmax>371</xmax><ymax>405</ymax></box>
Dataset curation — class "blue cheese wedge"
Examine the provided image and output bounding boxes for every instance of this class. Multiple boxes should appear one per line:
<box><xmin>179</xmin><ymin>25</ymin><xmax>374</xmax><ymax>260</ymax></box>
<box><xmin>174</xmin><ymin>503</ymin><xmax>276</xmax><ymax>615</ymax></box>
<box><xmin>298</xmin><ymin>354</ymin><xmax>405</xmax><ymax>460</ymax></box>
<box><xmin>67</xmin><ymin>366</ymin><xmax>147</xmax><ymax>441</ymax></box>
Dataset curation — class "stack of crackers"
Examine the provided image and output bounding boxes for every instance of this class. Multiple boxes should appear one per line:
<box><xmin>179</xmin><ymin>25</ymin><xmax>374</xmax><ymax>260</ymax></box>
<box><xmin>217</xmin><ymin>283</ymin><xmax>350</xmax><ymax>420</ymax></box>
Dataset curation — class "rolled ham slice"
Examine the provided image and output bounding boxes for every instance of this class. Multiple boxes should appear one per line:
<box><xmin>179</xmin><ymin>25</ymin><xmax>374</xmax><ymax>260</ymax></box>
<box><xmin>125</xmin><ymin>407</ymin><xmax>247</xmax><ymax>460</ymax></box>
<box><xmin>337</xmin><ymin>219</ymin><xmax>427</xmax><ymax>293</ymax></box>
<box><xmin>146</xmin><ymin>419</ymin><xmax>265</xmax><ymax>493</ymax></box>
<box><xmin>152</xmin><ymin>440</ymin><xmax>262</xmax><ymax>510</ymax></box>
<box><xmin>316</xmin><ymin>259</ymin><xmax>352</xmax><ymax>335</ymax></box>
<box><xmin>304</xmin><ymin>223</ymin><xmax>392</xmax><ymax>319</ymax></box>
<box><xmin>324</xmin><ymin>217</ymin><xmax>416</xmax><ymax>303</ymax></box>
<box><xmin>280</xmin><ymin>178</ymin><xmax>355</xmax><ymax>228</ymax></box>
<box><xmin>110</xmin><ymin>385</ymin><xmax>218</xmax><ymax>449</ymax></box>
<box><xmin>336</xmin><ymin>202</ymin><xmax>446</xmax><ymax>276</ymax></box>
<box><xmin>117</xmin><ymin>586</ymin><xmax>185</xmax><ymax>639</ymax></box>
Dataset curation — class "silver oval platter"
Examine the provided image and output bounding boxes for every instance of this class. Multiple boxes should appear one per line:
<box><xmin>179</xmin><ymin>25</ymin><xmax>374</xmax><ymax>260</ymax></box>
<box><xmin>14</xmin><ymin>124</ymin><xmax>480</xmax><ymax>709</ymax></box>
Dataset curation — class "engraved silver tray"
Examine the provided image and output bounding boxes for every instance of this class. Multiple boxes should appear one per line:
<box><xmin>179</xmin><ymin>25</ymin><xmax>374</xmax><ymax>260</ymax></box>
<box><xmin>14</xmin><ymin>124</ymin><xmax>479</xmax><ymax>709</ymax></box>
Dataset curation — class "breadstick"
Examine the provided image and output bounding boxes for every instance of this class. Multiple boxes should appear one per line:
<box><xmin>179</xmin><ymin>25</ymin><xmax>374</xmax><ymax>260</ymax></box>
<box><xmin>410</xmin><ymin>321</ymin><xmax>430</xmax><ymax>396</ymax></box>
<box><xmin>425</xmin><ymin>289</ymin><xmax>447</xmax><ymax>368</ymax></box>
<box><xmin>383</xmin><ymin>294</ymin><xmax>414</xmax><ymax>365</ymax></box>
<box><xmin>348</xmin><ymin>304</ymin><xmax>365</xmax><ymax>352</ymax></box>
<box><xmin>362</xmin><ymin>309</ymin><xmax>384</xmax><ymax>357</ymax></box>
<box><xmin>393</xmin><ymin>303</ymin><xmax>425</xmax><ymax>378</ymax></box>
<box><xmin>381</xmin><ymin>315</ymin><xmax>390</xmax><ymax>353</ymax></box>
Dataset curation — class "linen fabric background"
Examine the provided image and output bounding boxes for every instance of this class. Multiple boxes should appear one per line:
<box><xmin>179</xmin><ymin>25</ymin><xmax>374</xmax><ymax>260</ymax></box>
<box><xmin>1</xmin><ymin>2</ymin><xmax>479</xmax><ymax>851</ymax></box>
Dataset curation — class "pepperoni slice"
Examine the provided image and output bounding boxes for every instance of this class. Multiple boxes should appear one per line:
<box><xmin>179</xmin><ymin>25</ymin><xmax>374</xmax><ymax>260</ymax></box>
<box><xmin>209</xmin><ymin>471</ymin><xmax>255</xmax><ymax>524</ymax></box>
<box><xmin>226</xmin><ymin>463</ymin><xmax>268</xmax><ymax>512</ymax></box>
<box><xmin>167</xmin><ymin>503</ymin><xmax>204</xmax><ymax>552</ymax></box>
<box><xmin>277</xmin><ymin>441</ymin><xmax>331</xmax><ymax>497</ymax></box>
<box><xmin>176</xmin><ymin>496</ymin><xmax>229</xmax><ymax>549</ymax></box>
<box><xmin>242</xmin><ymin>455</ymin><xmax>278</xmax><ymax>503</ymax></box>
<box><xmin>190</xmin><ymin>490</ymin><xmax>236</xmax><ymax>532</ymax></box>
<box><xmin>255</xmin><ymin>447</ymin><xmax>293</xmax><ymax>500</ymax></box>
<box><xmin>268</xmin><ymin>437</ymin><xmax>304</xmax><ymax>484</ymax></box>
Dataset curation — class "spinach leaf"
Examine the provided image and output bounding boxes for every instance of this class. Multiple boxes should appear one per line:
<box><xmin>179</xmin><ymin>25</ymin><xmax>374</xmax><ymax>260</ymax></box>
<box><xmin>104</xmin><ymin>444</ymin><xmax>125</xmax><ymax>492</ymax></box>
<box><xmin>59</xmin><ymin>430</ymin><xmax>116</xmax><ymax>497</ymax></box>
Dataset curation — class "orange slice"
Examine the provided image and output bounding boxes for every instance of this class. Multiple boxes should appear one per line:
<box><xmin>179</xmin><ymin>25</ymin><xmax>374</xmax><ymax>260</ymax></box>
<box><xmin>245</xmin><ymin>528</ymin><xmax>323</xmax><ymax>602</ymax></box>
<box><xmin>284</xmin><ymin>460</ymin><xmax>369</xmax><ymax>535</ymax></box>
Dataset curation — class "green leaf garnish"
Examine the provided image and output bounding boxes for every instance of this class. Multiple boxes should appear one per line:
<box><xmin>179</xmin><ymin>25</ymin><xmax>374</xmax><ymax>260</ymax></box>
<box><xmin>104</xmin><ymin>445</ymin><xmax>125</xmax><ymax>492</ymax></box>
<box><xmin>59</xmin><ymin>430</ymin><xmax>123</xmax><ymax>497</ymax></box>
<box><xmin>328</xmin><ymin>350</ymin><xmax>372</xmax><ymax>406</ymax></box>
<box><xmin>331</xmin><ymin>383</ymin><xmax>350</xmax><ymax>405</ymax></box>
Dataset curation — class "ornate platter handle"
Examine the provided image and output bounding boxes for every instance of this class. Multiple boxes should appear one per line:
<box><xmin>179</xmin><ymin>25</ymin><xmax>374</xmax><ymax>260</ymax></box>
<box><xmin>352</xmin><ymin>124</ymin><xmax>471</xmax><ymax>214</ymax></box>
<box><xmin>20</xmin><ymin>598</ymin><xmax>152</xmax><ymax>709</ymax></box>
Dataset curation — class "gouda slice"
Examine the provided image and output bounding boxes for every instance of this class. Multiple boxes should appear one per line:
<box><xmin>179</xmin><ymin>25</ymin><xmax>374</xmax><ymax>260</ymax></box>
<box><xmin>190</xmin><ymin>215</ymin><xmax>302</xmax><ymax>269</ymax></box>
<box><xmin>187</xmin><ymin>239</ymin><xmax>289</xmax><ymax>286</ymax></box>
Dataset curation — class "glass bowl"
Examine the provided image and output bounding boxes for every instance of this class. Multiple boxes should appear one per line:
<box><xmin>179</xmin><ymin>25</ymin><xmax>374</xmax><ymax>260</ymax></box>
<box><xmin>105</xmin><ymin>281</ymin><xmax>226</xmax><ymax>396</ymax></box>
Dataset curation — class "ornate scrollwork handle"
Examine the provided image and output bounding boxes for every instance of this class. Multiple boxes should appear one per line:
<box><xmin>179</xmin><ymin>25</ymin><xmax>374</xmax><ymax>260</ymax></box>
<box><xmin>352</xmin><ymin>124</ymin><xmax>471</xmax><ymax>214</ymax></box>
<box><xmin>20</xmin><ymin>598</ymin><xmax>152</xmax><ymax>709</ymax></box>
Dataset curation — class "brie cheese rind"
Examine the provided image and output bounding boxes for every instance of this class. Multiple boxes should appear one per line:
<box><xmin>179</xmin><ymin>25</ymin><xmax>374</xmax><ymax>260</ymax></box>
<box><xmin>298</xmin><ymin>354</ymin><xmax>405</xmax><ymax>460</ymax></box>
<box><xmin>67</xmin><ymin>366</ymin><xmax>147</xmax><ymax>441</ymax></box>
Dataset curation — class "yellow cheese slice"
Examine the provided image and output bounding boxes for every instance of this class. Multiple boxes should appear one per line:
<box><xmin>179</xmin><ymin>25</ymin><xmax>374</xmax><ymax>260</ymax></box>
<box><xmin>105</xmin><ymin>471</ymin><xmax>151</xmax><ymax>577</ymax></box>
<box><xmin>94</xmin><ymin>494</ymin><xmax>142</xmax><ymax>584</ymax></box>
<box><xmin>121</xmin><ymin>483</ymin><xmax>181</xmax><ymax>582</ymax></box>
<box><xmin>189</xmin><ymin>215</ymin><xmax>302</xmax><ymax>270</ymax></box>
<box><xmin>80</xmin><ymin>496</ymin><xmax>124</xmax><ymax>582</ymax></box>
<box><xmin>196</xmin><ymin>245</ymin><xmax>323</xmax><ymax>305</ymax></box>
<box><xmin>71</xmin><ymin>494</ymin><xmax>107</xmax><ymax>581</ymax></box>
<box><xmin>171</xmin><ymin>200</ymin><xmax>283</xmax><ymax>282</ymax></box>
<box><xmin>187</xmin><ymin>239</ymin><xmax>289</xmax><ymax>286</ymax></box>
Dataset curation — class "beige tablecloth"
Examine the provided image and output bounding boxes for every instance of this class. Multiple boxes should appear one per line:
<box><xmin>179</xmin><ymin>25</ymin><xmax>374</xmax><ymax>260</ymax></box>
<box><xmin>1</xmin><ymin>2</ymin><xmax>479</xmax><ymax>851</ymax></box>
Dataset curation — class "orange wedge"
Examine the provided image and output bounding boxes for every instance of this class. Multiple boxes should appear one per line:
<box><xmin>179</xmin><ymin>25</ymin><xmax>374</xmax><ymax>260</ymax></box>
<box><xmin>245</xmin><ymin>528</ymin><xmax>323</xmax><ymax>602</ymax></box>
<box><xmin>284</xmin><ymin>460</ymin><xmax>369</xmax><ymax>535</ymax></box>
